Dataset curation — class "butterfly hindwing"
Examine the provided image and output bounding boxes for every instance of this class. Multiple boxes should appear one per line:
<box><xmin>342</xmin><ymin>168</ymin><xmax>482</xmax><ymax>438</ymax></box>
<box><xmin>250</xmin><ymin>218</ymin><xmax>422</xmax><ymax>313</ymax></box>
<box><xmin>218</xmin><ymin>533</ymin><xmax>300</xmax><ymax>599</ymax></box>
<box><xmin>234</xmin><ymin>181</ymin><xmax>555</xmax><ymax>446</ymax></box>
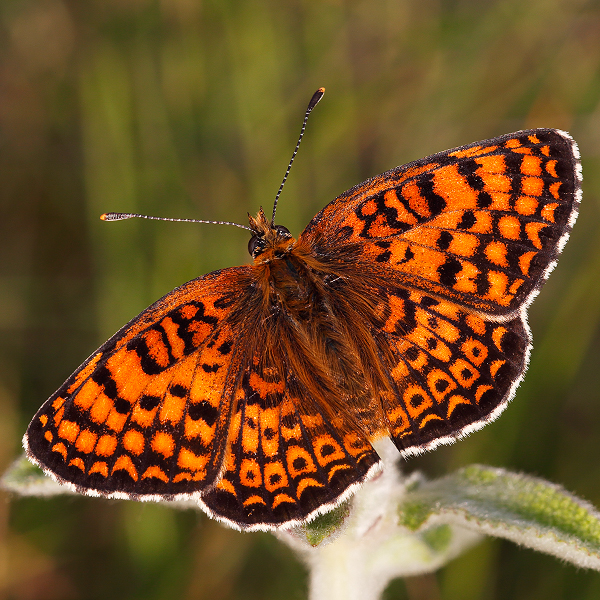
<box><xmin>372</xmin><ymin>286</ymin><xmax>529</xmax><ymax>454</ymax></box>
<box><xmin>199</xmin><ymin>352</ymin><xmax>380</xmax><ymax>530</ymax></box>
<box><xmin>193</xmin><ymin>290</ymin><xmax>383</xmax><ymax>529</ymax></box>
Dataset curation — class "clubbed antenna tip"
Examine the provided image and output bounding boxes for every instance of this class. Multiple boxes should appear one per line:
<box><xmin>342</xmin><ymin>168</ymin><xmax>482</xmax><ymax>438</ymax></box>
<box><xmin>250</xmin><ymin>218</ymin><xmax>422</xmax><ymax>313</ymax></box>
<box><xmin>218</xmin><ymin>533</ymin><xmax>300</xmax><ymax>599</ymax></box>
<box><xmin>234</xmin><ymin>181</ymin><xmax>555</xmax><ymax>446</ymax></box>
<box><xmin>271</xmin><ymin>87</ymin><xmax>325</xmax><ymax>225</ymax></box>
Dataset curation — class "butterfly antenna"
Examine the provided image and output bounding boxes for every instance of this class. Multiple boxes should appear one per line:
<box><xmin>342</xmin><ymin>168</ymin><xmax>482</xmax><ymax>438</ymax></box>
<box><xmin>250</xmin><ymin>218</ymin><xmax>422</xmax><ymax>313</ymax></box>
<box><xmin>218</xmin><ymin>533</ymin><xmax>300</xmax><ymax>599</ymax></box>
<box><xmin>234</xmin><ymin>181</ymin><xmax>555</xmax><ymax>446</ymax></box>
<box><xmin>100</xmin><ymin>212</ymin><xmax>252</xmax><ymax>231</ymax></box>
<box><xmin>271</xmin><ymin>87</ymin><xmax>325</xmax><ymax>225</ymax></box>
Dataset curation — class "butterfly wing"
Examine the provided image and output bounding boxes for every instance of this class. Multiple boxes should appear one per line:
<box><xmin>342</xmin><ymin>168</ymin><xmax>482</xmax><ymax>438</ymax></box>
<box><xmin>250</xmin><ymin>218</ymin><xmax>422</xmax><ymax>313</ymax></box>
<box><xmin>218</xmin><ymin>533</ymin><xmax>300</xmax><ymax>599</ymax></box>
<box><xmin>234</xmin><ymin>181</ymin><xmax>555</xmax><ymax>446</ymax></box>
<box><xmin>25</xmin><ymin>267</ymin><xmax>256</xmax><ymax>499</ymax></box>
<box><xmin>199</xmin><ymin>343</ymin><xmax>380</xmax><ymax>531</ymax></box>
<box><xmin>371</xmin><ymin>286</ymin><xmax>529</xmax><ymax>454</ymax></box>
<box><xmin>298</xmin><ymin>129</ymin><xmax>581</xmax><ymax>455</ymax></box>
<box><xmin>196</xmin><ymin>273</ymin><xmax>382</xmax><ymax>530</ymax></box>
<box><xmin>301</xmin><ymin>129</ymin><xmax>581</xmax><ymax>315</ymax></box>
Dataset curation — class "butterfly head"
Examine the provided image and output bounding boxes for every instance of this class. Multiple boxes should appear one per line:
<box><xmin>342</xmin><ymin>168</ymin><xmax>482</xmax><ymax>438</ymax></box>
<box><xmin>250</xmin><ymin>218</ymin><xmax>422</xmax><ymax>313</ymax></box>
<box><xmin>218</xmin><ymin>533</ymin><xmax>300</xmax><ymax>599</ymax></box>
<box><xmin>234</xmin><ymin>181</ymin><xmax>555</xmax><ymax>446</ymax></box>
<box><xmin>247</xmin><ymin>207</ymin><xmax>295</xmax><ymax>263</ymax></box>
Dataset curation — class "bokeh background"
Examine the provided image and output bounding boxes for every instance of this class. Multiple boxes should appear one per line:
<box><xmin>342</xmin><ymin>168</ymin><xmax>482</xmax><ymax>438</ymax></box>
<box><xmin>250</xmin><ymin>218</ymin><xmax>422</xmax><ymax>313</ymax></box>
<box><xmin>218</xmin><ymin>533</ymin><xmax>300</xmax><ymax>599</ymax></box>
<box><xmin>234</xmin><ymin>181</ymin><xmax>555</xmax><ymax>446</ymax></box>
<box><xmin>1</xmin><ymin>0</ymin><xmax>600</xmax><ymax>598</ymax></box>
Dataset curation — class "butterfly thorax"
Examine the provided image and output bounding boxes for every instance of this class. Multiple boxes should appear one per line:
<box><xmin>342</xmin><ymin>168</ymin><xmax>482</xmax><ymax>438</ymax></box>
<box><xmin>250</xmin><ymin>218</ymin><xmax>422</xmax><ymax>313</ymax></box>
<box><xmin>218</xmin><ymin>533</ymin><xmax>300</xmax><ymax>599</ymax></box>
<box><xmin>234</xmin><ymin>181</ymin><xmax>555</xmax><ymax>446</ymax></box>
<box><xmin>247</xmin><ymin>208</ymin><xmax>324</xmax><ymax>320</ymax></box>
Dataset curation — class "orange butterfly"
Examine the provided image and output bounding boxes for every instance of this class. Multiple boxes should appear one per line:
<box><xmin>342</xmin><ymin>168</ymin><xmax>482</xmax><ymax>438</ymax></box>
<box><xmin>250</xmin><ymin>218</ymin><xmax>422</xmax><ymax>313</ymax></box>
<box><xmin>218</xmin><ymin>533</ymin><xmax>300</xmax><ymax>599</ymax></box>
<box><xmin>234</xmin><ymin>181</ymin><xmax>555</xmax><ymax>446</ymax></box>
<box><xmin>24</xmin><ymin>89</ymin><xmax>582</xmax><ymax>531</ymax></box>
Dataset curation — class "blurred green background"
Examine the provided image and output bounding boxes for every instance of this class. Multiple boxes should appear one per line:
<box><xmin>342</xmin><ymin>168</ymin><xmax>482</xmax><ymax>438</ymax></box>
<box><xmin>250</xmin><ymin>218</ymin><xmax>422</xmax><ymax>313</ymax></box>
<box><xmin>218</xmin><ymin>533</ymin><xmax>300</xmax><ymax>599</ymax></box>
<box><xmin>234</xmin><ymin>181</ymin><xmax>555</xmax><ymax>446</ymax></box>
<box><xmin>1</xmin><ymin>0</ymin><xmax>600</xmax><ymax>598</ymax></box>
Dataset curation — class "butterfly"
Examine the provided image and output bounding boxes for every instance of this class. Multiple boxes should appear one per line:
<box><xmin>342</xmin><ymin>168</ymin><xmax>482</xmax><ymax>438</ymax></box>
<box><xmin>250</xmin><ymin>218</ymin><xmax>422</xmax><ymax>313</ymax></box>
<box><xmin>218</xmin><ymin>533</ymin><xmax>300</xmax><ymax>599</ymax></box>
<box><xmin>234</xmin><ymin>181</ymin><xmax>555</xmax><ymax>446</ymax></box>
<box><xmin>24</xmin><ymin>90</ymin><xmax>582</xmax><ymax>531</ymax></box>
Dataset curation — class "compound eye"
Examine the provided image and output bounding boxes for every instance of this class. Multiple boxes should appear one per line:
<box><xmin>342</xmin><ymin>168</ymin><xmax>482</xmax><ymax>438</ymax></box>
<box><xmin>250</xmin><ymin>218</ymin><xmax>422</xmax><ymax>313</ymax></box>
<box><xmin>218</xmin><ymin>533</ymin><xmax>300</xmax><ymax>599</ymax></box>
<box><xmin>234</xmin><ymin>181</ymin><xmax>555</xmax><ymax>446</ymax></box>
<box><xmin>248</xmin><ymin>235</ymin><xmax>265</xmax><ymax>257</ymax></box>
<box><xmin>274</xmin><ymin>225</ymin><xmax>291</xmax><ymax>238</ymax></box>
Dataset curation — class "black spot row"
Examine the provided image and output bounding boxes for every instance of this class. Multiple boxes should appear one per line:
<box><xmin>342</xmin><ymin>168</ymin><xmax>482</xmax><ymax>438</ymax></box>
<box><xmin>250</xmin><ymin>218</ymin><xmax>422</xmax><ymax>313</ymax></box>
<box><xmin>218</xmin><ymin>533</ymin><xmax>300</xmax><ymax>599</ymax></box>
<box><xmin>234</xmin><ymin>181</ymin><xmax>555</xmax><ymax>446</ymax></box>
<box><xmin>188</xmin><ymin>400</ymin><xmax>218</xmax><ymax>426</ymax></box>
<box><xmin>415</xmin><ymin>172</ymin><xmax>447</xmax><ymax>216</ymax></box>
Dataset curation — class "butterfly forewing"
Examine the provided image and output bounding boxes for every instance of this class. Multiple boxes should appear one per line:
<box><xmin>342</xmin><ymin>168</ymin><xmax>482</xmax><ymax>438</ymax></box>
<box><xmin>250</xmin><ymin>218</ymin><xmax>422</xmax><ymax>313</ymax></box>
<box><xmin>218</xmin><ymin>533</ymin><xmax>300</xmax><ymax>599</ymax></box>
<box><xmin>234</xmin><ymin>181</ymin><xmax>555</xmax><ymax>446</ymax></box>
<box><xmin>25</xmin><ymin>267</ymin><xmax>254</xmax><ymax>499</ymax></box>
<box><xmin>301</xmin><ymin>129</ymin><xmax>580</xmax><ymax>315</ymax></box>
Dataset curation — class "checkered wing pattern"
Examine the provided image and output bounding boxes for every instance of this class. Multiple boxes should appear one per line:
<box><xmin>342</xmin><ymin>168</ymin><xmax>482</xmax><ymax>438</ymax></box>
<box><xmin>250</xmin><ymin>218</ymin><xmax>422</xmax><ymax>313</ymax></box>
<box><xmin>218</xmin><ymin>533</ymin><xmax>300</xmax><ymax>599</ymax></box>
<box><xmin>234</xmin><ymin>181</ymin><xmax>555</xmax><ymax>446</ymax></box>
<box><xmin>302</xmin><ymin>129</ymin><xmax>580</xmax><ymax>314</ymax></box>
<box><xmin>300</xmin><ymin>129</ymin><xmax>581</xmax><ymax>454</ymax></box>
<box><xmin>25</xmin><ymin>268</ymin><xmax>253</xmax><ymax>499</ymax></box>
